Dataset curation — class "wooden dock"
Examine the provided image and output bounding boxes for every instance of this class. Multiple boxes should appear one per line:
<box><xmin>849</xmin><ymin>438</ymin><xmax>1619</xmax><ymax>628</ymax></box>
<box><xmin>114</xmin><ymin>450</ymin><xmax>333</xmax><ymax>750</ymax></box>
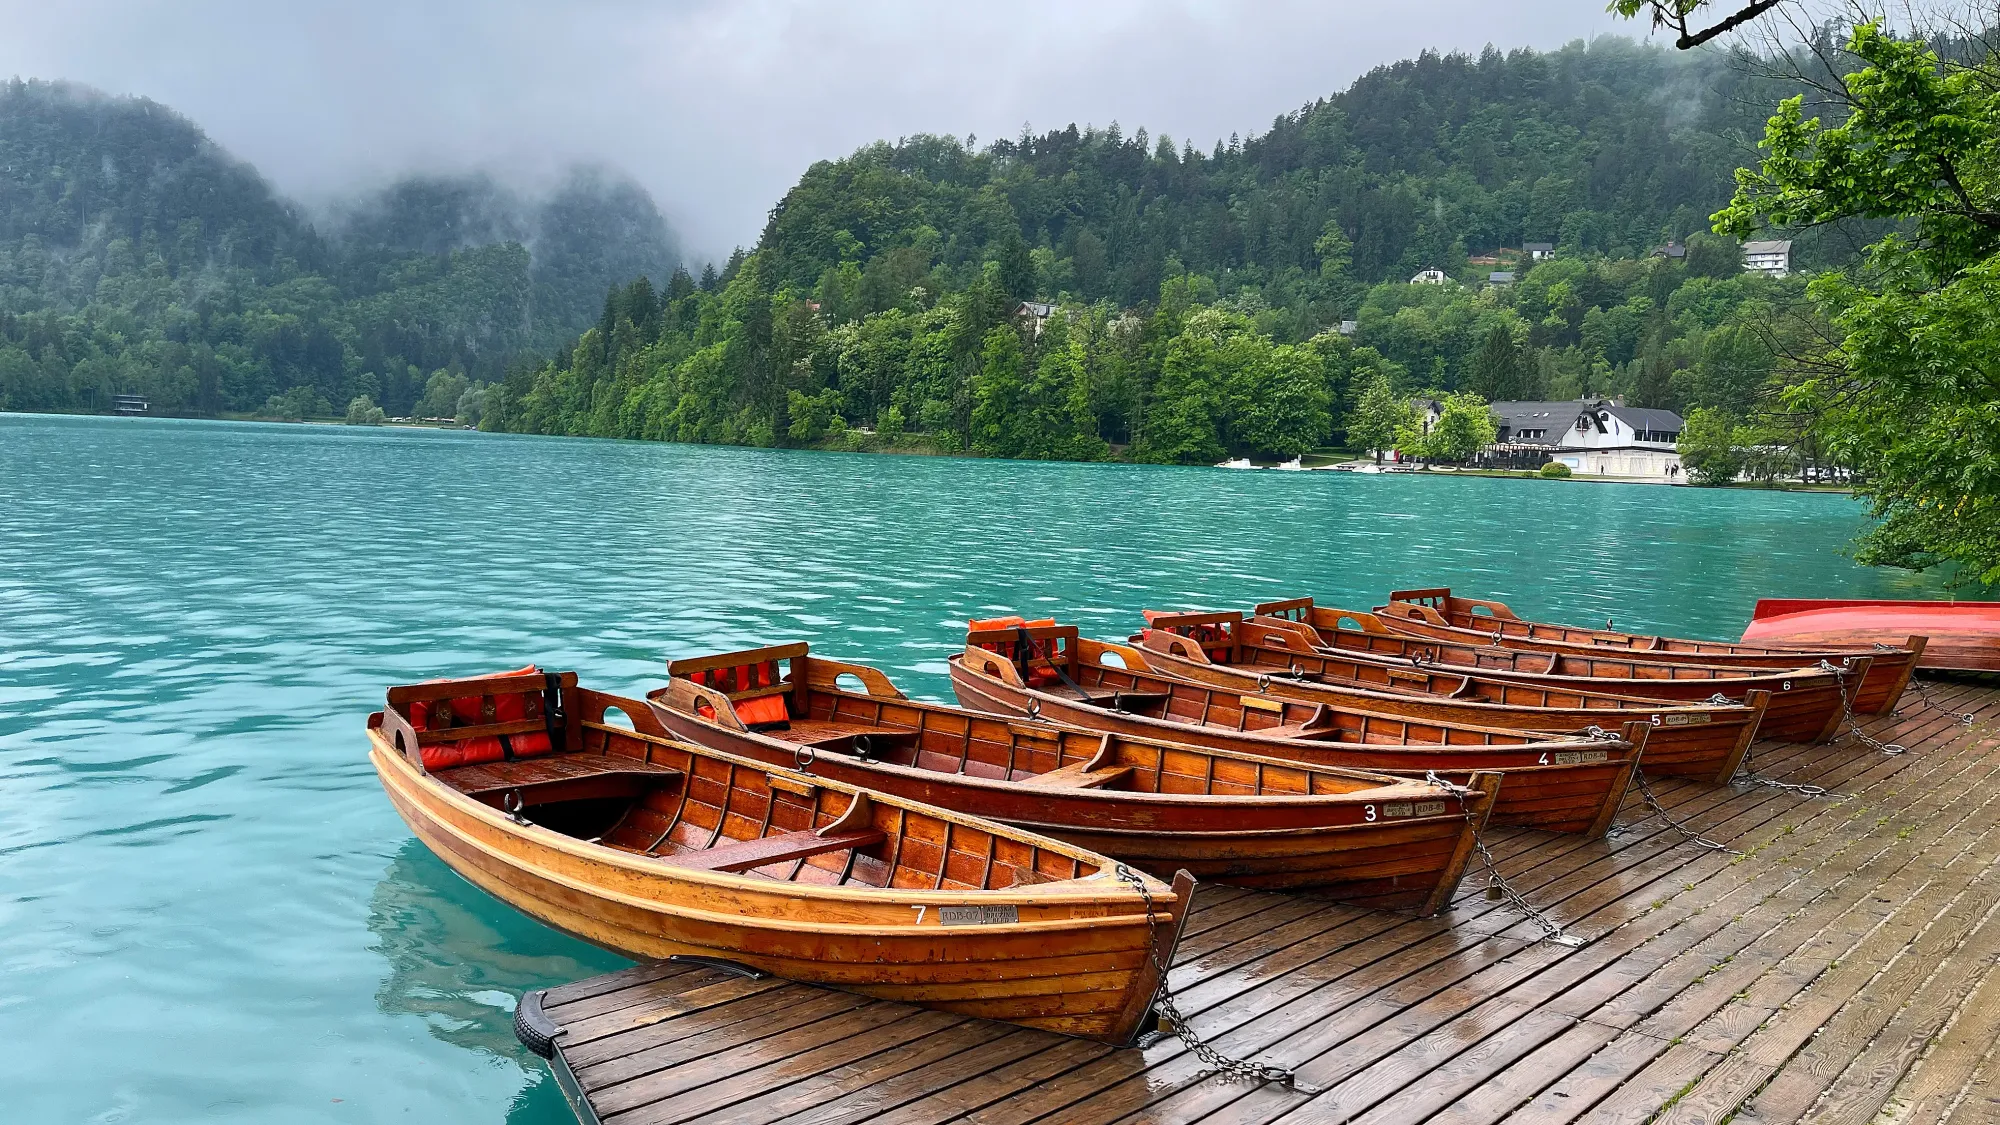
<box><xmin>518</xmin><ymin>680</ymin><xmax>2000</xmax><ymax>1124</ymax></box>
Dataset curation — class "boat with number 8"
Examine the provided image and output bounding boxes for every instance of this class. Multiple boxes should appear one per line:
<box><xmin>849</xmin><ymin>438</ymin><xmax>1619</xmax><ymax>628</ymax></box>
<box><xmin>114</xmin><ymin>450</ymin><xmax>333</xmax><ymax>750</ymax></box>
<box><xmin>366</xmin><ymin>667</ymin><xmax>1190</xmax><ymax>1044</ymax></box>
<box><xmin>643</xmin><ymin>642</ymin><xmax>1499</xmax><ymax>914</ymax></box>
<box><xmin>947</xmin><ymin>621</ymin><xmax>1647</xmax><ymax>836</ymax></box>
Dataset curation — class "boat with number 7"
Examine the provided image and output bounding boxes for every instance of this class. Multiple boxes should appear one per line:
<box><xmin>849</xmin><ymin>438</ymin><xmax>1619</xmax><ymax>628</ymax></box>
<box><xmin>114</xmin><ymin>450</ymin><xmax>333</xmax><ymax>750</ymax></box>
<box><xmin>1376</xmin><ymin>587</ymin><xmax>1921</xmax><ymax>714</ymax></box>
<box><xmin>643</xmin><ymin>642</ymin><xmax>1499</xmax><ymax>914</ymax></box>
<box><xmin>366</xmin><ymin>667</ymin><xmax>1189</xmax><ymax>1044</ymax></box>
<box><xmin>947</xmin><ymin>621</ymin><xmax>1647</xmax><ymax>837</ymax></box>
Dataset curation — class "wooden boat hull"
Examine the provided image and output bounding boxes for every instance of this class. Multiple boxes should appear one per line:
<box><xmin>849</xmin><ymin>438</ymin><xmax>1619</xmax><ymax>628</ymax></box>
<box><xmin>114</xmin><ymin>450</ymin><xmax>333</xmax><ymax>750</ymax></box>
<box><xmin>948</xmin><ymin>650</ymin><xmax>1641</xmax><ymax>837</ymax></box>
<box><xmin>1134</xmin><ymin>625</ymin><xmax>1764</xmax><ymax>784</ymax></box>
<box><xmin>367</xmin><ymin>714</ymin><xmax>1183</xmax><ymax>1044</ymax></box>
<box><xmin>1253</xmin><ymin>604</ymin><xmax>1849</xmax><ymax>744</ymax></box>
<box><xmin>647</xmin><ymin>660</ymin><xmax>1496</xmax><ymax>914</ymax></box>
<box><xmin>1378</xmin><ymin>588</ymin><xmax>1920</xmax><ymax>714</ymax></box>
<box><xmin>1743</xmin><ymin>599</ymin><xmax>2000</xmax><ymax>673</ymax></box>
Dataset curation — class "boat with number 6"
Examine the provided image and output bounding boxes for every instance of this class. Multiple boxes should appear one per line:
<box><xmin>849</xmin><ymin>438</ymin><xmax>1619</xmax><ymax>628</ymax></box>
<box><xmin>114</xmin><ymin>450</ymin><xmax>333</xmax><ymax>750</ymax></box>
<box><xmin>1376</xmin><ymin>587</ymin><xmax>1921</xmax><ymax>715</ymax></box>
<box><xmin>947</xmin><ymin>621</ymin><xmax>1647</xmax><ymax>837</ymax></box>
<box><xmin>1130</xmin><ymin>609</ymin><xmax>1767</xmax><ymax>784</ymax></box>
<box><xmin>644</xmin><ymin>642</ymin><xmax>1499</xmax><ymax>914</ymax></box>
<box><xmin>366</xmin><ymin>667</ymin><xmax>1189</xmax><ymax>1044</ymax></box>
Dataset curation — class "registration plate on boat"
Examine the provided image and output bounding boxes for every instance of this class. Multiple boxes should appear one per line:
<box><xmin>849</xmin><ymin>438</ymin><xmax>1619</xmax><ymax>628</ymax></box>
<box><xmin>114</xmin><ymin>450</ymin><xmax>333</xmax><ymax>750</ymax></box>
<box><xmin>1552</xmin><ymin>749</ymin><xmax>1609</xmax><ymax>765</ymax></box>
<box><xmin>940</xmin><ymin>905</ymin><xmax>1019</xmax><ymax>926</ymax></box>
<box><xmin>1382</xmin><ymin>801</ymin><xmax>1447</xmax><ymax>818</ymax></box>
<box><xmin>1661</xmin><ymin>712</ymin><xmax>1712</xmax><ymax>725</ymax></box>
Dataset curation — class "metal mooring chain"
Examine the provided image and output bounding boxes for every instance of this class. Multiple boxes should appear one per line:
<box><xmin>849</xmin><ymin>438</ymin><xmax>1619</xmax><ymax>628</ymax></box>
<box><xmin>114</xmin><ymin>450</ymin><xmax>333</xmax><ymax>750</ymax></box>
<box><xmin>1824</xmin><ymin>660</ymin><xmax>1907</xmax><ymax>755</ymax></box>
<box><xmin>1114</xmin><ymin>864</ymin><xmax>1308</xmax><ymax>1091</ymax></box>
<box><xmin>1717</xmin><ymin>693</ymin><xmax>1837</xmax><ymax>798</ymax></box>
<box><xmin>1632</xmin><ymin>770</ymin><xmax>1736</xmax><ymax>853</ymax></box>
<box><xmin>1424</xmin><ymin>771</ymin><xmax>1585</xmax><ymax>948</ymax></box>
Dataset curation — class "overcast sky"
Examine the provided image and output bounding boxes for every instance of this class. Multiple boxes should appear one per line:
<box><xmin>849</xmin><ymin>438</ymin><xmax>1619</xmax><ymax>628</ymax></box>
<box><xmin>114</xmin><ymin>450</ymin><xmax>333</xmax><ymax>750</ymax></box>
<box><xmin>0</xmin><ymin>1</ymin><xmax>1640</xmax><ymax>259</ymax></box>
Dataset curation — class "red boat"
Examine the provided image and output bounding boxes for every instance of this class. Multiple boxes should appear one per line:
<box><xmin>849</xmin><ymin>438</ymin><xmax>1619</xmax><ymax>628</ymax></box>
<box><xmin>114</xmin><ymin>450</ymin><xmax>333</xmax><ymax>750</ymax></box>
<box><xmin>1743</xmin><ymin>599</ymin><xmax>2000</xmax><ymax>673</ymax></box>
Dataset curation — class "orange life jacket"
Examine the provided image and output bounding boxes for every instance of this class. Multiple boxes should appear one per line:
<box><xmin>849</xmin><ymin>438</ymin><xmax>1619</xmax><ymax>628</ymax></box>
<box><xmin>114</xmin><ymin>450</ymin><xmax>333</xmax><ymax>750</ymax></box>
<box><xmin>968</xmin><ymin>616</ymin><xmax>1062</xmax><ymax>686</ymax></box>
<box><xmin>408</xmin><ymin>665</ymin><xmax>554</xmax><ymax>770</ymax></box>
<box><xmin>685</xmin><ymin>659</ymin><xmax>790</xmax><ymax>728</ymax></box>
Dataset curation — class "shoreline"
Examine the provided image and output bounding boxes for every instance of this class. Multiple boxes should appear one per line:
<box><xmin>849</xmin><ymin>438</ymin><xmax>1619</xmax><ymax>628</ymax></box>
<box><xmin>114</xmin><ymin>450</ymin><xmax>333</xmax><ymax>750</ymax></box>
<box><xmin>4</xmin><ymin>408</ymin><xmax>1856</xmax><ymax>492</ymax></box>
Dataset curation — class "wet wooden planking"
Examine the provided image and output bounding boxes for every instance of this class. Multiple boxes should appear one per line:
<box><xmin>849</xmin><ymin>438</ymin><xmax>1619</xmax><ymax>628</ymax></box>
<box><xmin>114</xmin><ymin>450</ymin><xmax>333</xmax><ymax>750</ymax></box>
<box><xmin>520</xmin><ymin>679</ymin><xmax>2000</xmax><ymax>1125</ymax></box>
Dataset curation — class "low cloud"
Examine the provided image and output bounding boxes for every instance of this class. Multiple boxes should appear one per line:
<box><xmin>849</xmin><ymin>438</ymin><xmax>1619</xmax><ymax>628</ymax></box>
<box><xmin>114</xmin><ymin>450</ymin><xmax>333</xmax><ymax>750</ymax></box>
<box><xmin>0</xmin><ymin>0</ymin><xmax>1632</xmax><ymax>258</ymax></box>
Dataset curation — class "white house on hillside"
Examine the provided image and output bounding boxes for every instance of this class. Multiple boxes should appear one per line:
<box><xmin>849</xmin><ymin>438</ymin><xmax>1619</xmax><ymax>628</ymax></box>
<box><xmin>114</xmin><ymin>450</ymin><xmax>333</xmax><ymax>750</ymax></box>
<box><xmin>1489</xmin><ymin>398</ymin><xmax>1686</xmax><ymax>480</ymax></box>
<box><xmin>1742</xmin><ymin>240</ymin><xmax>1793</xmax><ymax>277</ymax></box>
<box><xmin>1410</xmin><ymin>268</ymin><xmax>1448</xmax><ymax>285</ymax></box>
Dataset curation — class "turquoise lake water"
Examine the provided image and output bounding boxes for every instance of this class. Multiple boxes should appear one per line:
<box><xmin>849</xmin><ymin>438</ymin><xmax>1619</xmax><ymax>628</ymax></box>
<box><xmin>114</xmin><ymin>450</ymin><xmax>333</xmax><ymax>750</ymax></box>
<box><xmin>0</xmin><ymin>413</ymin><xmax>1960</xmax><ymax>1123</ymax></box>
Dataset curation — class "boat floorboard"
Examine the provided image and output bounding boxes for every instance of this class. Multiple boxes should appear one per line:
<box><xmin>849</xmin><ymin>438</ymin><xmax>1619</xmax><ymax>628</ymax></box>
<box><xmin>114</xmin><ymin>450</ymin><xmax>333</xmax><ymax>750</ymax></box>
<box><xmin>524</xmin><ymin>679</ymin><xmax>2000</xmax><ymax>1125</ymax></box>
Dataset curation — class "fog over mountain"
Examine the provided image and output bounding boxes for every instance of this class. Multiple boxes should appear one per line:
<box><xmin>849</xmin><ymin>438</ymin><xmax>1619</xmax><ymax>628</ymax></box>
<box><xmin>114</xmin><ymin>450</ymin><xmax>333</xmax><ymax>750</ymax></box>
<box><xmin>0</xmin><ymin>0</ymin><xmax>1631</xmax><ymax>258</ymax></box>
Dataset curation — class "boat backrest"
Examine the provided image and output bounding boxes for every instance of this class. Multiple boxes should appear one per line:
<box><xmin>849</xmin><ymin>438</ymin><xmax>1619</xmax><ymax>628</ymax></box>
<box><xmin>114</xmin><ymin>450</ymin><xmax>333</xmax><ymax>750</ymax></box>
<box><xmin>1387</xmin><ymin>586</ymin><xmax>1520</xmax><ymax>622</ymax></box>
<box><xmin>385</xmin><ymin>668</ymin><xmax>580</xmax><ymax>772</ymax></box>
<box><xmin>965</xmin><ymin>621</ymin><xmax>1079</xmax><ymax>689</ymax></box>
<box><xmin>1137</xmin><ymin>628</ymin><xmax>1213</xmax><ymax>664</ymax></box>
<box><xmin>667</xmin><ymin>642</ymin><xmax>809</xmax><ymax>729</ymax></box>
<box><xmin>1253</xmin><ymin>596</ymin><xmax>1315</xmax><ymax>621</ymax></box>
<box><xmin>1139</xmin><ymin>609</ymin><xmax>1242</xmax><ymax>663</ymax></box>
<box><xmin>1240</xmin><ymin>617</ymin><xmax>1323</xmax><ymax>653</ymax></box>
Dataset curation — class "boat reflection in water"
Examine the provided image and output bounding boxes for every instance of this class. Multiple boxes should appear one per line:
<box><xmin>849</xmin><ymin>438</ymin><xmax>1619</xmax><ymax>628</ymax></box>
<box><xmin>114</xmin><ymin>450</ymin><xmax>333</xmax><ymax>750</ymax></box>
<box><xmin>367</xmin><ymin>840</ymin><xmax>628</xmax><ymax>1121</ymax></box>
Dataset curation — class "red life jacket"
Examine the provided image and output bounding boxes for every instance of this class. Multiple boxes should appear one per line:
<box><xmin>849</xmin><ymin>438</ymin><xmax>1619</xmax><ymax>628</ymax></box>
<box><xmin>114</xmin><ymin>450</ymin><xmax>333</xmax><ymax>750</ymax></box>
<box><xmin>968</xmin><ymin>617</ymin><xmax>1062</xmax><ymax>686</ymax></box>
<box><xmin>408</xmin><ymin>665</ymin><xmax>554</xmax><ymax>770</ymax></box>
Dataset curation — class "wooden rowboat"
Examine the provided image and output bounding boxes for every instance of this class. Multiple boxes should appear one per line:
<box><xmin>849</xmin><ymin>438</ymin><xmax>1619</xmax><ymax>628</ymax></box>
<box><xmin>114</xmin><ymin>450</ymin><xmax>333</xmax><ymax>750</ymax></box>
<box><xmin>643</xmin><ymin>643</ymin><xmax>1498</xmax><ymax>914</ymax></box>
<box><xmin>1253</xmin><ymin>598</ymin><xmax>1850</xmax><ymax>744</ymax></box>
<box><xmin>366</xmin><ymin>668</ymin><xmax>1189</xmax><ymax>1044</ymax></box>
<box><xmin>1379</xmin><ymin>587</ymin><xmax>1920</xmax><ymax>715</ymax></box>
<box><xmin>1133</xmin><ymin>610</ymin><xmax>1767</xmax><ymax>784</ymax></box>
<box><xmin>947</xmin><ymin>623</ymin><xmax>1646</xmax><ymax>837</ymax></box>
<box><xmin>1743</xmin><ymin>599</ymin><xmax>2000</xmax><ymax>673</ymax></box>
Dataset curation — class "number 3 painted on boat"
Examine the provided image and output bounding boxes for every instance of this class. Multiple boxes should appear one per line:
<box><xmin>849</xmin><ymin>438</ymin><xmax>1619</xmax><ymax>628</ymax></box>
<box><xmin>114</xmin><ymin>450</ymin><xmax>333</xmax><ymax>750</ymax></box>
<box><xmin>1363</xmin><ymin>805</ymin><xmax>1376</xmax><ymax>821</ymax></box>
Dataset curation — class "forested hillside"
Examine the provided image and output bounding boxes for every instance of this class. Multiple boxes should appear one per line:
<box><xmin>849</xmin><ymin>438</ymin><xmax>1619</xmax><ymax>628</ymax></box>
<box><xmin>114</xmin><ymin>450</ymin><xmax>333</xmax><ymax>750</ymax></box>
<box><xmin>0</xmin><ymin>79</ymin><xmax>679</xmax><ymax>418</ymax></box>
<box><xmin>489</xmin><ymin>38</ymin><xmax>1816</xmax><ymax>461</ymax></box>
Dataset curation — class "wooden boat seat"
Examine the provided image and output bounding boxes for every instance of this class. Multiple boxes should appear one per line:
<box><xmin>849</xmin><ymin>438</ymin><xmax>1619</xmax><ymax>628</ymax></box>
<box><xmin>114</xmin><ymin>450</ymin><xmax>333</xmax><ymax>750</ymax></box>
<box><xmin>437</xmin><ymin>754</ymin><xmax>685</xmax><ymax>805</ymax></box>
<box><xmin>1070</xmin><ymin>690</ymin><xmax>1171</xmax><ymax>713</ymax></box>
<box><xmin>655</xmin><ymin>827</ymin><xmax>887</xmax><ymax>872</ymax></box>
<box><xmin>1018</xmin><ymin>762</ymin><xmax>1135</xmax><ymax>789</ymax></box>
<box><xmin>778</xmin><ymin>719</ymin><xmax>921</xmax><ymax>755</ymax></box>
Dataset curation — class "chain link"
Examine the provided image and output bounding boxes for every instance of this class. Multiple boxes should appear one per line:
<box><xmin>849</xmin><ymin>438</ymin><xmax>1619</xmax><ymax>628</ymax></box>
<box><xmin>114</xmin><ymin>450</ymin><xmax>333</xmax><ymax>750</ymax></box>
<box><xmin>1423</xmin><ymin>771</ymin><xmax>1585</xmax><ymax>948</ymax></box>
<box><xmin>1113</xmin><ymin>864</ymin><xmax>1306</xmax><ymax>1090</ymax></box>
<box><xmin>1731</xmin><ymin>740</ymin><xmax>1834</xmax><ymax>798</ymax></box>
<box><xmin>1632</xmin><ymin>770</ymin><xmax>1736</xmax><ymax>852</ymax></box>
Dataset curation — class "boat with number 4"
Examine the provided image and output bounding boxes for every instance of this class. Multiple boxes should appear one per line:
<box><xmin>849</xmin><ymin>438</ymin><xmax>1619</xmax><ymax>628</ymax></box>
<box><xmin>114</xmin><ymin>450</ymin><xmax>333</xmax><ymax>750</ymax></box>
<box><xmin>1252</xmin><ymin>598</ymin><xmax>1852</xmax><ymax>744</ymax></box>
<box><xmin>1130</xmin><ymin>610</ymin><xmax>1767</xmax><ymax>784</ymax></box>
<box><xmin>644</xmin><ymin>643</ymin><xmax>1498</xmax><ymax>914</ymax></box>
<box><xmin>1377</xmin><ymin>587</ymin><xmax>1921</xmax><ymax>715</ymax></box>
<box><xmin>947</xmin><ymin>621</ymin><xmax>1647</xmax><ymax>837</ymax></box>
<box><xmin>366</xmin><ymin>667</ymin><xmax>1189</xmax><ymax>1044</ymax></box>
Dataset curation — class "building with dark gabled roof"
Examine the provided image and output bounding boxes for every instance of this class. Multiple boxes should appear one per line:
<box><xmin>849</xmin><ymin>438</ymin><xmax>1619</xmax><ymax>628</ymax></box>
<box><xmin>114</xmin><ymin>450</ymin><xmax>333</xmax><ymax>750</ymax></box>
<box><xmin>1487</xmin><ymin>398</ymin><xmax>1685</xmax><ymax>481</ymax></box>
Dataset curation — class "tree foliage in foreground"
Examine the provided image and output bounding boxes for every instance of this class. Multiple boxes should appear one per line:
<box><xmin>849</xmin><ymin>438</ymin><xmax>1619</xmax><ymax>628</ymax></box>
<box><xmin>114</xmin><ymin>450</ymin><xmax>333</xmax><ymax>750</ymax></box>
<box><xmin>1715</xmin><ymin>23</ymin><xmax>2000</xmax><ymax>581</ymax></box>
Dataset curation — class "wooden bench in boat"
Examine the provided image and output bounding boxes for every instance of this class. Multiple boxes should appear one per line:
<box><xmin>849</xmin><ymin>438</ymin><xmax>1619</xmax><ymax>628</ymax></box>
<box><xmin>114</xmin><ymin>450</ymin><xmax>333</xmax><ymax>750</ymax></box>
<box><xmin>774</xmin><ymin>719</ymin><xmax>922</xmax><ymax>756</ymax></box>
<box><xmin>1016</xmin><ymin>761</ymin><xmax>1135</xmax><ymax>789</ymax></box>
<box><xmin>436</xmin><ymin>753</ymin><xmax>685</xmax><ymax>806</ymax></box>
<box><xmin>654</xmin><ymin>826</ymin><xmax>888</xmax><ymax>872</ymax></box>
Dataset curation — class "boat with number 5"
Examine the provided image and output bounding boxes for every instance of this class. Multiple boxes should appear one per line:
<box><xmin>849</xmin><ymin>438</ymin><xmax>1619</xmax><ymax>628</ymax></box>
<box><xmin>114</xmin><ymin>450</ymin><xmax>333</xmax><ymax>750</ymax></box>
<box><xmin>644</xmin><ymin>643</ymin><xmax>1499</xmax><ymax>914</ymax></box>
<box><xmin>366</xmin><ymin>667</ymin><xmax>1189</xmax><ymax>1044</ymax></box>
